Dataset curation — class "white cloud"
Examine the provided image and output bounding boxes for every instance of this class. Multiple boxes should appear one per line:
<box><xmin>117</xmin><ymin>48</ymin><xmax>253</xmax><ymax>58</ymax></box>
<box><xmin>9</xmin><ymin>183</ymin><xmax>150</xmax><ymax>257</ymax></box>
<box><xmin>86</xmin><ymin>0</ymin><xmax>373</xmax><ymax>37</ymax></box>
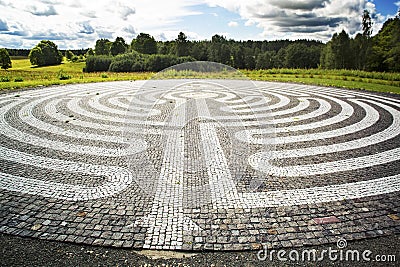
<box><xmin>0</xmin><ymin>19</ymin><xmax>8</xmax><ymax>31</ymax></box>
<box><xmin>117</xmin><ymin>3</ymin><xmax>135</xmax><ymax>20</ymax></box>
<box><xmin>204</xmin><ymin>0</ymin><xmax>390</xmax><ymax>41</ymax></box>
<box><xmin>155</xmin><ymin>30</ymin><xmax>204</xmax><ymax>41</ymax></box>
<box><xmin>27</xmin><ymin>4</ymin><xmax>57</xmax><ymax>16</ymax></box>
<box><xmin>0</xmin><ymin>0</ymin><xmax>204</xmax><ymax>48</ymax></box>
<box><xmin>123</xmin><ymin>25</ymin><xmax>136</xmax><ymax>35</ymax></box>
<box><xmin>78</xmin><ymin>21</ymin><xmax>95</xmax><ymax>35</ymax></box>
<box><xmin>228</xmin><ymin>21</ymin><xmax>238</xmax><ymax>27</ymax></box>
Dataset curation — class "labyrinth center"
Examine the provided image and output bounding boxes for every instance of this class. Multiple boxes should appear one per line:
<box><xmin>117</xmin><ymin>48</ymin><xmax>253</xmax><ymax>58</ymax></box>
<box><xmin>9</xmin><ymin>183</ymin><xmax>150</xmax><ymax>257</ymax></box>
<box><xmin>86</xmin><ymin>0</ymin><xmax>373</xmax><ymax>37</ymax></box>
<box><xmin>0</xmin><ymin>80</ymin><xmax>399</xmax><ymax>250</ymax></box>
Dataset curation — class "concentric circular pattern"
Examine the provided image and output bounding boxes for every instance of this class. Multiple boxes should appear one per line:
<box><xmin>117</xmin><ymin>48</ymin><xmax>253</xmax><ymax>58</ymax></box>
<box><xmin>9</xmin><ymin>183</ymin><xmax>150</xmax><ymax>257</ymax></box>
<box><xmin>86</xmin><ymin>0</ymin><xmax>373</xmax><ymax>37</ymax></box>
<box><xmin>0</xmin><ymin>80</ymin><xmax>399</xmax><ymax>251</ymax></box>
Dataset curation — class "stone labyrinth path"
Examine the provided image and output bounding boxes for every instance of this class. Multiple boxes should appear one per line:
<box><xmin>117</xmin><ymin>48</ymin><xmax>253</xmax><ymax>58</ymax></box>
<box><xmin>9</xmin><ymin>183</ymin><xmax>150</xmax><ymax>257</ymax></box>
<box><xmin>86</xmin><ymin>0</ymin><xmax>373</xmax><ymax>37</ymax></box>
<box><xmin>0</xmin><ymin>80</ymin><xmax>399</xmax><ymax>251</ymax></box>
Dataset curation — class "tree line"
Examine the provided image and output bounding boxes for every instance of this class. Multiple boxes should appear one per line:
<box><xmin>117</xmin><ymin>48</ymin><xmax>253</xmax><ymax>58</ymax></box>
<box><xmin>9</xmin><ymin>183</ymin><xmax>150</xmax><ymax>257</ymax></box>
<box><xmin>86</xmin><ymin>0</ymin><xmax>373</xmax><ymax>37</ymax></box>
<box><xmin>6</xmin><ymin>48</ymin><xmax>88</xmax><ymax>58</ymax></box>
<box><xmin>320</xmin><ymin>10</ymin><xmax>400</xmax><ymax>72</ymax></box>
<box><xmin>1</xmin><ymin>10</ymin><xmax>398</xmax><ymax>72</ymax></box>
<box><xmin>86</xmin><ymin>33</ymin><xmax>323</xmax><ymax>72</ymax></box>
<box><xmin>85</xmin><ymin>10</ymin><xmax>400</xmax><ymax>72</ymax></box>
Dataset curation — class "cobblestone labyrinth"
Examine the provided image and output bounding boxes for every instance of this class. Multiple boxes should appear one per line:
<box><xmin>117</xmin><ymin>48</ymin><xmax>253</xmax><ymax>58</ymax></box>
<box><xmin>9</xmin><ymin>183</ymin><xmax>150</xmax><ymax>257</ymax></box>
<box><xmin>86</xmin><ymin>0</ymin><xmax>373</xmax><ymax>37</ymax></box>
<box><xmin>0</xmin><ymin>62</ymin><xmax>399</xmax><ymax>251</ymax></box>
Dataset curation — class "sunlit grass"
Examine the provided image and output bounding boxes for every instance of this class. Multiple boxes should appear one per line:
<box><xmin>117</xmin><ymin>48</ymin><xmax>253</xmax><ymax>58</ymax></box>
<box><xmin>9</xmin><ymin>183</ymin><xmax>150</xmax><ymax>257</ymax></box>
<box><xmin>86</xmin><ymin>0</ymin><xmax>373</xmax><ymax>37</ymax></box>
<box><xmin>1</xmin><ymin>58</ymin><xmax>399</xmax><ymax>94</ymax></box>
<box><xmin>0</xmin><ymin>58</ymin><xmax>151</xmax><ymax>90</ymax></box>
<box><xmin>243</xmin><ymin>69</ymin><xmax>400</xmax><ymax>94</ymax></box>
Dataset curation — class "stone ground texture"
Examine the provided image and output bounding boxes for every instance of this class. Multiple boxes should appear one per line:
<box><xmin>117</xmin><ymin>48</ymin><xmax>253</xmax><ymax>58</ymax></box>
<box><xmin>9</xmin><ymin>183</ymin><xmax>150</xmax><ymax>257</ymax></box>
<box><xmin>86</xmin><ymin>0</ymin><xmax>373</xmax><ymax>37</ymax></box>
<box><xmin>0</xmin><ymin>80</ymin><xmax>399</xmax><ymax>251</ymax></box>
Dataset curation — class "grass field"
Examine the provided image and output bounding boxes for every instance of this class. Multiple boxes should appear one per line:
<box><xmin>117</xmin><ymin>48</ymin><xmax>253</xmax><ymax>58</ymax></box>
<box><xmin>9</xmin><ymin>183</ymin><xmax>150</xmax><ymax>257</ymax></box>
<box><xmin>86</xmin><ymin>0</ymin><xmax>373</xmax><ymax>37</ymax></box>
<box><xmin>0</xmin><ymin>58</ymin><xmax>152</xmax><ymax>91</ymax></box>
<box><xmin>1</xmin><ymin>58</ymin><xmax>399</xmax><ymax>94</ymax></box>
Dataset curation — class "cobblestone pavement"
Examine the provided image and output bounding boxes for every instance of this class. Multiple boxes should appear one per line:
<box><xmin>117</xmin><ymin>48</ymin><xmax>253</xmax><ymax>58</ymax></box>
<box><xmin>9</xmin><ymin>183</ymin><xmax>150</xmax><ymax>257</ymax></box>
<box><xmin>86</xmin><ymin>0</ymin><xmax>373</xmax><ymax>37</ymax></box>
<box><xmin>0</xmin><ymin>80</ymin><xmax>399</xmax><ymax>251</ymax></box>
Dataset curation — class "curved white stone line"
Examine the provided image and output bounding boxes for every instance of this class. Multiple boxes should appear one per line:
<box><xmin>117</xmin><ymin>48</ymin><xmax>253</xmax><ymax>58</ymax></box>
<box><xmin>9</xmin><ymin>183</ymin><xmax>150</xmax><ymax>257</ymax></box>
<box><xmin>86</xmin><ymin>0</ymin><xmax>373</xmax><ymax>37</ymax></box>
<box><xmin>18</xmin><ymin>98</ymin><xmax>147</xmax><ymax>150</ymax></box>
<box><xmin>203</xmin><ymin>90</ymin><xmax>238</xmax><ymax>103</ymax></box>
<box><xmin>163</xmin><ymin>86</ymin><xmax>235</xmax><ymax>104</ymax></box>
<box><xmin>273</xmin><ymin>92</ymin><xmax>352</xmax><ymax>123</ymax></box>
<box><xmin>88</xmin><ymin>93</ymin><xmax>161</xmax><ymax>117</ymax></box>
<box><xmin>255</xmin><ymin>81</ymin><xmax>356</xmax><ymax>98</ymax></box>
<box><xmin>20</xmin><ymin>82</ymin><xmax>123</xmax><ymax>102</ymax></box>
<box><xmin>107</xmin><ymin>97</ymin><xmax>132</xmax><ymax>109</ymax></box>
<box><xmin>224</xmin><ymin>89</ymin><xmax>309</xmax><ymax>113</ymax></box>
<box><xmin>248</xmin><ymin>105</ymin><xmax>399</xmax><ymax>177</ymax></box>
<box><xmin>67</xmin><ymin>98</ymin><xmax>167</xmax><ymax>126</ymax></box>
<box><xmin>346</xmin><ymin>90</ymin><xmax>400</xmax><ymax>104</ymax></box>
<box><xmin>0</xmin><ymin>100</ymin><xmax>146</xmax><ymax>157</ymax></box>
<box><xmin>108</xmin><ymin>97</ymin><xmax>166</xmax><ymax>111</ymax></box>
<box><xmin>218</xmin><ymin>95</ymin><xmax>263</xmax><ymax>106</ymax></box>
<box><xmin>261</xmin><ymin>82</ymin><xmax>400</xmax><ymax>104</ymax></box>
<box><xmin>45</xmin><ymin>99</ymin><xmax>164</xmax><ymax>133</ymax></box>
<box><xmin>140</xmin><ymin>88</ymin><xmax>174</xmax><ymax>104</ymax></box>
<box><xmin>218</xmin><ymin>95</ymin><xmax>271</xmax><ymax>110</ymax></box>
<box><xmin>239</xmin><ymin>174</ymin><xmax>400</xmax><ymax>208</ymax></box>
<box><xmin>223</xmin><ymin>96</ymin><xmax>333</xmax><ymax>127</ymax></box>
<box><xmin>0</xmin><ymin>145</ymin><xmax>133</xmax><ymax>201</ymax></box>
<box><xmin>181</xmin><ymin>84</ymin><xmax>397</xmax><ymax>131</ymax></box>
<box><xmin>61</xmin><ymin>83</ymin><xmax>122</xmax><ymax>97</ymax></box>
<box><xmin>0</xmin><ymin>99</ymin><xmax>13</xmax><ymax>106</ymax></box>
<box><xmin>107</xmin><ymin>93</ymin><xmax>167</xmax><ymax>113</ymax></box>
<box><xmin>233</xmin><ymin>91</ymin><xmax>352</xmax><ymax>130</ymax></box>
<box><xmin>214</xmin><ymin>98</ymin><xmax>311</xmax><ymax>120</ymax></box>
<box><xmin>17</xmin><ymin>84</ymin><xmax>83</xmax><ymax>98</ymax></box>
<box><xmin>252</xmin><ymin>100</ymin><xmax>399</xmax><ymax>160</ymax></box>
<box><xmin>115</xmin><ymin>95</ymin><xmax>165</xmax><ymax>106</ymax></box>
<box><xmin>153</xmin><ymin>88</ymin><xmax>195</xmax><ymax>101</ymax></box>
<box><xmin>239</xmin><ymin>99</ymin><xmax>379</xmax><ymax>145</ymax></box>
<box><xmin>260</xmin><ymin>89</ymin><xmax>312</xmax><ymax>97</ymax></box>
<box><xmin>310</xmin><ymin>86</ymin><xmax>400</xmax><ymax>101</ymax></box>
<box><xmin>46</xmin><ymin>98</ymin><xmax>123</xmax><ymax>131</ymax></box>
<box><xmin>269</xmin><ymin>86</ymin><xmax>355</xmax><ymax>98</ymax></box>
<box><xmin>174</xmin><ymin>83</ymin><xmax>239</xmax><ymax>103</ymax></box>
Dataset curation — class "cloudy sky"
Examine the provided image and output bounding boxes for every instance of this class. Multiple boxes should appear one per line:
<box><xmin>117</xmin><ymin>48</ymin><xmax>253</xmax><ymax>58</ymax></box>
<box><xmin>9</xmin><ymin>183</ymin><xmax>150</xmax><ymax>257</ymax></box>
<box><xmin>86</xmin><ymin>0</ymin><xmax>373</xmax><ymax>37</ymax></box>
<box><xmin>0</xmin><ymin>0</ymin><xmax>399</xmax><ymax>49</ymax></box>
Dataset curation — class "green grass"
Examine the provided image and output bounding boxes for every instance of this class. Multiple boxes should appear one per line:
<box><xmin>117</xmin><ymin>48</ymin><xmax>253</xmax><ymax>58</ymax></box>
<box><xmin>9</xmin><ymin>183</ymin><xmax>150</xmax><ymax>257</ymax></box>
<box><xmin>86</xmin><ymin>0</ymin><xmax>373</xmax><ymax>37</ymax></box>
<box><xmin>243</xmin><ymin>69</ymin><xmax>400</xmax><ymax>94</ymax></box>
<box><xmin>1</xmin><ymin>58</ymin><xmax>399</xmax><ymax>94</ymax></box>
<box><xmin>0</xmin><ymin>58</ymin><xmax>151</xmax><ymax>90</ymax></box>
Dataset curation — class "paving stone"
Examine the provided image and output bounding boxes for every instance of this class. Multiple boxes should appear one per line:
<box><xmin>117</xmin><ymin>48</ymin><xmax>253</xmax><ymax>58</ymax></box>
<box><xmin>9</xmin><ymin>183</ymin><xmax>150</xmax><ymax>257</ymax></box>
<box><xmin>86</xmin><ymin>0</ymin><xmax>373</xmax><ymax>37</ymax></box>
<box><xmin>313</xmin><ymin>216</ymin><xmax>341</xmax><ymax>224</ymax></box>
<box><xmin>0</xmin><ymin>80</ymin><xmax>398</xmax><ymax>251</ymax></box>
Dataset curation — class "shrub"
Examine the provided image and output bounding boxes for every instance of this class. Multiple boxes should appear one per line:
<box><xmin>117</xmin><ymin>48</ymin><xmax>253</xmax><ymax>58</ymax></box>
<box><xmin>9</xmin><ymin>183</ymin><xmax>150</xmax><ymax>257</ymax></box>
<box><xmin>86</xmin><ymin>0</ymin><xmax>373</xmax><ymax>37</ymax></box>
<box><xmin>107</xmin><ymin>52</ymin><xmax>195</xmax><ymax>72</ymax></box>
<box><xmin>144</xmin><ymin>54</ymin><xmax>190</xmax><ymax>72</ymax></box>
<box><xmin>29</xmin><ymin>40</ymin><xmax>62</xmax><ymax>66</ymax></box>
<box><xmin>57</xmin><ymin>70</ymin><xmax>71</xmax><ymax>80</ymax></box>
<box><xmin>109</xmin><ymin>52</ymin><xmax>145</xmax><ymax>72</ymax></box>
<box><xmin>84</xmin><ymin>51</ymin><xmax>195</xmax><ymax>73</ymax></box>
<box><xmin>84</xmin><ymin>55</ymin><xmax>112</xmax><ymax>72</ymax></box>
<box><xmin>71</xmin><ymin>55</ymin><xmax>79</xmax><ymax>62</ymax></box>
<box><xmin>0</xmin><ymin>48</ymin><xmax>12</xmax><ymax>70</ymax></box>
<box><xmin>109</xmin><ymin>58</ymin><xmax>134</xmax><ymax>72</ymax></box>
<box><xmin>14</xmin><ymin>77</ymin><xmax>24</xmax><ymax>82</ymax></box>
<box><xmin>65</xmin><ymin>50</ymin><xmax>74</xmax><ymax>60</ymax></box>
<box><xmin>0</xmin><ymin>76</ymin><xmax>10</xmax><ymax>82</ymax></box>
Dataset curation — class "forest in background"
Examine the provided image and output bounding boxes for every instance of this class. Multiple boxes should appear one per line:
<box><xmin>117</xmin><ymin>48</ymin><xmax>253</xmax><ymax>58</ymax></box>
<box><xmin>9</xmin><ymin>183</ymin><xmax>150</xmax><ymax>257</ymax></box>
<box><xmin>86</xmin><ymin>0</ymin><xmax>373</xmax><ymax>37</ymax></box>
<box><xmin>5</xmin><ymin>10</ymin><xmax>400</xmax><ymax>73</ymax></box>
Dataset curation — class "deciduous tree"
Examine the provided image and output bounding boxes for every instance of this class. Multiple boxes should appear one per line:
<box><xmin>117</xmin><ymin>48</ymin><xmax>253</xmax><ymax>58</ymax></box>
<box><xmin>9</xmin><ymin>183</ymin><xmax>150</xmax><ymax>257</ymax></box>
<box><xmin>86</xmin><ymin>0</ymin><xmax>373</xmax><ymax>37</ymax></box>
<box><xmin>110</xmin><ymin>37</ymin><xmax>128</xmax><ymax>56</ymax></box>
<box><xmin>0</xmin><ymin>48</ymin><xmax>12</xmax><ymax>70</ymax></box>
<box><xmin>29</xmin><ymin>40</ymin><xmax>62</xmax><ymax>66</ymax></box>
<box><xmin>131</xmin><ymin>33</ymin><xmax>157</xmax><ymax>54</ymax></box>
<box><xmin>95</xmin><ymin>39</ymin><xmax>111</xmax><ymax>55</ymax></box>
<box><xmin>176</xmin><ymin>32</ymin><xmax>189</xmax><ymax>57</ymax></box>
